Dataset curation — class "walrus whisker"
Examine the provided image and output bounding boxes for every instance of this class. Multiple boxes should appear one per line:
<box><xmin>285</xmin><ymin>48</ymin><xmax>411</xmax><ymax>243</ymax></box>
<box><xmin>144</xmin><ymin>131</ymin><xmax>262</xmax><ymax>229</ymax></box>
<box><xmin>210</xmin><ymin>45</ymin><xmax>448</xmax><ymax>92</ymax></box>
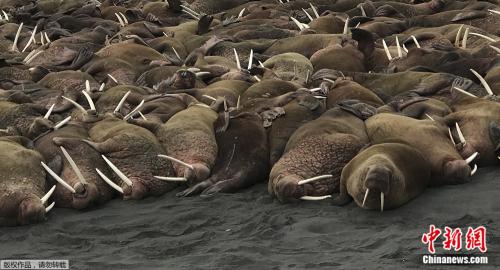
<box><xmin>490</xmin><ymin>45</ymin><xmax>500</xmax><ymax>54</ymax></box>
<box><xmin>455</xmin><ymin>122</ymin><xmax>466</xmax><ymax>145</ymax></box>
<box><xmin>396</xmin><ymin>36</ymin><xmax>402</xmax><ymax>57</ymax></box>
<box><xmin>382</xmin><ymin>39</ymin><xmax>392</xmax><ymax>61</ymax></box>
<box><xmin>362</xmin><ymin>188</ymin><xmax>369</xmax><ymax>207</ymax></box>
<box><xmin>411</xmin><ymin>35</ymin><xmax>420</xmax><ymax>48</ymax></box>
<box><xmin>425</xmin><ymin>114</ymin><xmax>434</xmax><ymax>121</ymax></box>
<box><xmin>471</xmin><ymin>164</ymin><xmax>478</xmax><ymax>176</ymax></box>
<box><xmin>297</xmin><ymin>174</ymin><xmax>333</xmax><ymax>185</ymax></box>
<box><xmin>45</xmin><ymin>202</ymin><xmax>55</xmax><ymax>213</ymax></box>
<box><xmin>41</xmin><ymin>162</ymin><xmax>76</xmax><ymax>193</ymax></box>
<box><xmin>300</xmin><ymin>195</ymin><xmax>332</xmax><ymax>201</ymax></box>
<box><xmin>44</xmin><ymin>104</ymin><xmax>55</xmax><ymax>119</ymax></box>
<box><xmin>238</xmin><ymin>8</ymin><xmax>246</xmax><ymax>19</ymax></box>
<box><xmin>248</xmin><ymin>49</ymin><xmax>254</xmax><ymax>70</ymax></box>
<box><xmin>343</xmin><ymin>17</ymin><xmax>349</xmax><ymax>35</ymax></box>
<box><xmin>202</xmin><ymin>95</ymin><xmax>217</xmax><ymax>101</ymax></box>
<box><xmin>380</xmin><ymin>193</ymin><xmax>384</xmax><ymax>212</ymax></box>
<box><xmin>154</xmin><ymin>176</ymin><xmax>188</xmax><ymax>182</ymax></box>
<box><xmin>96</xmin><ymin>168</ymin><xmax>124</xmax><ymax>194</ymax></box>
<box><xmin>82</xmin><ymin>91</ymin><xmax>96</xmax><ymax>111</ymax></box>
<box><xmin>488</xmin><ymin>9</ymin><xmax>500</xmax><ymax>15</ymax></box>
<box><xmin>22</xmin><ymin>25</ymin><xmax>37</xmax><ymax>52</ymax></box>
<box><xmin>11</xmin><ymin>22</ymin><xmax>23</xmax><ymax>51</ymax></box>
<box><xmin>453</xmin><ymin>87</ymin><xmax>478</xmax><ymax>98</ymax></box>
<box><xmin>118</xmin><ymin>12</ymin><xmax>128</xmax><ymax>25</ymax></box>
<box><xmin>309</xmin><ymin>3</ymin><xmax>320</xmax><ymax>18</ymax></box>
<box><xmin>114</xmin><ymin>91</ymin><xmax>131</xmax><ymax>114</ymax></box>
<box><xmin>107</xmin><ymin>74</ymin><xmax>119</xmax><ymax>84</ymax></box>
<box><xmin>302</xmin><ymin>8</ymin><xmax>314</xmax><ymax>22</ymax></box>
<box><xmin>123</xmin><ymin>100</ymin><xmax>145</xmax><ymax>120</ymax></box>
<box><xmin>465</xmin><ymin>152</ymin><xmax>478</xmax><ymax>164</ymax></box>
<box><xmin>62</xmin><ymin>96</ymin><xmax>87</xmax><ymax>114</ymax></box>
<box><xmin>101</xmin><ymin>155</ymin><xmax>133</xmax><ymax>186</ymax></box>
<box><xmin>60</xmin><ymin>146</ymin><xmax>87</xmax><ymax>185</ymax></box>
<box><xmin>469</xmin><ymin>32</ymin><xmax>497</xmax><ymax>43</ymax></box>
<box><xmin>54</xmin><ymin>116</ymin><xmax>71</xmax><ymax>130</ymax></box>
<box><xmin>448</xmin><ymin>127</ymin><xmax>456</xmax><ymax>145</ymax></box>
<box><xmin>40</xmin><ymin>185</ymin><xmax>56</xmax><ymax>204</ymax></box>
<box><xmin>470</xmin><ymin>69</ymin><xmax>494</xmax><ymax>95</ymax></box>
<box><xmin>290</xmin><ymin>17</ymin><xmax>305</xmax><ymax>31</ymax></box>
<box><xmin>157</xmin><ymin>154</ymin><xmax>194</xmax><ymax>170</ymax></box>
<box><xmin>114</xmin><ymin>13</ymin><xmax>125</xmax><ymax>27</ymax></box>
<box><xmin>233</xmin><ymin>48</ymin><xmax>242</xmax><ymax>70</ymax></box>
<box><xmin>461</xmin><ymin>27</ymin><xmax>469</xmax><ymax>49</ymax></box>
<box><xmin>455</xmin><ymin>25</ymin><xmax>464</xmax><ymax>47</ymax></box>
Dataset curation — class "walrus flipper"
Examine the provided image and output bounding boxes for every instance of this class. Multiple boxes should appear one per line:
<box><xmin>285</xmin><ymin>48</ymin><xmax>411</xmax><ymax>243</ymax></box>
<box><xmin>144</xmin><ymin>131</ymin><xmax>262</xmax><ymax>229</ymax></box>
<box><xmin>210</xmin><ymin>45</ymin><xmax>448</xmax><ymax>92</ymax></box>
<box><xmin>331</xmin><ymin>192</ymin><xmax>353</xmax><ymax>206</ymax></box>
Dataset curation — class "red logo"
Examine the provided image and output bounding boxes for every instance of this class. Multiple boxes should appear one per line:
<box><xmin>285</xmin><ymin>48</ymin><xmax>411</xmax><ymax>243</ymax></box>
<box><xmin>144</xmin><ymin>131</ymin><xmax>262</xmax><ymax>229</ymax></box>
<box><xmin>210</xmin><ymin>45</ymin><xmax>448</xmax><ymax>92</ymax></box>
<box><xmin>422</xmin><ymin>225</ymin><xmax>487</xmax><ymax>254</ymax></box>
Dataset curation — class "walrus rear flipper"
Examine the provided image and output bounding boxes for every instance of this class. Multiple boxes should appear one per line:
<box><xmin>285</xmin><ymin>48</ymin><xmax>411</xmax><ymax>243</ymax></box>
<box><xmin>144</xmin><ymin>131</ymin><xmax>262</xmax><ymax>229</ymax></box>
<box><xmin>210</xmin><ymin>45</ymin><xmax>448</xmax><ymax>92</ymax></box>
<box><xmin>338</xmin><ymin>100</ymin><xmax>377</xmax><ymax>120</ymax></box>
<box><xmin>69</xmin><ymin>47</ymin><xmax>94</xmax><ymax>70</ymax></box>
<box><xmin>197</xmin><ymin>15</ymin><xmax>214</xmax><ymax>35</ymax></box>
<box><xmin>331</xmin><ymin>193</ymin><xmax>352</xmax><ymax>206</ymax></box>
<box><xmin>176</xmin><ymin>180</ymin><xmax>213</xmax><ymax>197</ymax></box>
<box><xmin>200</xmin><ymin>177</ymin><xmax>240</xmax><ymax>197</ymax></box>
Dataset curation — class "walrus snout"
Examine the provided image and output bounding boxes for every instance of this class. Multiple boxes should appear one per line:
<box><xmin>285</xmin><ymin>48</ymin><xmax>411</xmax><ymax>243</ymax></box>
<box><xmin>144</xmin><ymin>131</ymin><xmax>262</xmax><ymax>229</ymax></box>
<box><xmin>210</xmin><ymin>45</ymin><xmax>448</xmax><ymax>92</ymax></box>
<box><xmin>28</xmin><ymin>117</ymin><xmax>53</xmax><ymax>138</ymax></box>
<box><xmin>184</xmin><ymin>163</ymin><xmax>211</xmax><ymax>185</ymax></box>
<box><xmin>363</xmin><ymin>166</ymin><xmax>391</xmax><ymax>195</ymax></box>
<box><xmin>18</xmin><ymin>197</ymin><xmax>46</xmax><ymax>225</ymax></box>
<box><xmin>122</xmin><ymin>180</ymin><xmax>148</xmax><ymax>200</ymax></box>
<box><xmin>443</xmin><ymin>159</ymin><xmax>471</xmax><ymax>184</ymax></box>
<box><xmin>72</xmin><ymin>182</ymin><xmax>99</xmax><ymax>209</ymax></box>
<box><xmin>273</xmin><ymin>176</ymin><xmax>305</xmax><ymax>203</ymax></box>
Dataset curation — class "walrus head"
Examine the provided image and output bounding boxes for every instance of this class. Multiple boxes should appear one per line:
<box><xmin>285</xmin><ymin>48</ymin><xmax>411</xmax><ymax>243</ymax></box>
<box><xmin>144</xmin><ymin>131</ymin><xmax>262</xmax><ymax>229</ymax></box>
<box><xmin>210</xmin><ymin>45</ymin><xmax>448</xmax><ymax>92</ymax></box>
<box><xmin>28</xmin><ymin>117</ymin><xmax>53</xmax><ymax>139</ymax></box>
<box><xmin>18</xmin><ymin>196</ymin><xmax>46</xmax><ymax>225</ymax></box>
<box><xmin>359</xmin><ymin>164</ymin><xmax>394</xmax><ymax>211</ymax></box>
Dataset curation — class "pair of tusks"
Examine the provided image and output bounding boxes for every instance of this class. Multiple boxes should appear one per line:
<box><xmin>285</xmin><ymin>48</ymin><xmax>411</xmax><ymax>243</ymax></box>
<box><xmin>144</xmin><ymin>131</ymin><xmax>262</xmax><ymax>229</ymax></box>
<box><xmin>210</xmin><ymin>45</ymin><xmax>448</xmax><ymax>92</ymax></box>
<box><xmin>180</xmin><ymin>5</ymin><xmax>200</xmax><ymax>20</ymax></box>
<box><xmin>362</xmin><ymin>189</ymin><xmax>385</xmax><ymax>212</ymax></box>
<box><xmin>233</xmin><ymin>48</ymin><xmax>254</xmax><ymax>71</ymax></box>
<box><xmin>22</xmin><ymin>25</ymin><xmax>38</xmax><ymax>53</ymax></box>
<box><xmin>456</xmin><ymin>24</ymin><xmax>498</xmax><ymax>49</ymax></box>
<box><xmin>61</xmin><ymin>90</ymin><xmax>96</xmax><ymax>115</ymax></box>
<box><xmin>107</xmin><ymin>74</ymin><xmax>119</xmax><ymax>84</ymax></box>
<box><xmin>452</xmin><ymin>69</ymin><xmax>493</xmax><ymax>97</ymax></box>
<box><xmin>39</xmin><ymin>32</ymin><xmax>51</xmax><ymax>46</ymax></box>
<box><xmin>11</xmin><ymin>22</ymin><xmax>23</xmax><ymax>51</ymax></box>
<box><xmin>296</xmin><ymin>175</ymin><xmax>333</xmax><ymax>201</ymax></box>
<box><xmin>123</xmin><ymin>100</ymin><xmax>145</xmax><ymax>121</ymax></box>
<box><xmin>40</xmin><ymin>185</ymin><xmax>56</xmax><ymax>213</ymax></box>
<box><xmin>154</xmin><ymin>154</ymin><xmax>194</xmax><ymax>182</ymax></box>
<box><xmin>448</xmin><ymin>123</ymin><xmax>479</xmax><ymax>176</ymax></box>
<box><xmin>382</xmin><ymin>36</ymin><xmax>412</xmax><ymax>61</ymax></box>
<box><xmin>290</xmin><ymin>17</ymin><xmax>310</xmax><ymax>31</ymax></box>
<box><xmin>41</xmin><ymin>146</ymin><xmax>88</xmax><ymax>194</ymax></box>
<box><xmin>114</xmin><ymin>12</ymin><xmax>128</xmax><ymax>28</ymax></box>
<box><xmin>301</xmin><ymin>3</ymin><xmax>320</xmax><ymax>22</ymax></box>
<box><xmin>0</xmin><ymin>10</ymin><xmax>8</xmax><ymax>21</ymax></box>
<box><xmin>96</xmin><ymin>155</ymin><xmax>133</xmax><ymax>194</ymax></box>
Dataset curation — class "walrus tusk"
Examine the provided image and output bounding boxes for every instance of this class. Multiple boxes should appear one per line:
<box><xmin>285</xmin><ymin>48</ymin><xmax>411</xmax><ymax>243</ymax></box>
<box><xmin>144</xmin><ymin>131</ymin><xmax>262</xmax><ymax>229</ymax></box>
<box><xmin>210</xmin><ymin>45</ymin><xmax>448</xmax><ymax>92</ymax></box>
<box><xmin>123</xmin><ymin>100</ymin><xmax>145</xmax><ymax>120</ymax></box>
<box><xmin>236</xmin><ymin>95</ymin><xmax>241</xmax><ymax>110</ymax></box>
<box><xmin>411</xmin><ymin>35</ymin><xmax>420</xmax><ymax>48</ymax></box>
<box><xmin>44</xmin><ymin>32</ymin><xmax>51</xmax><ymax>43</ymax></box>
<box><xmin>253</xmin><ymin>76</ymin><xmax>261</xmax><ymax>82</ymax></box>
<box><xmin>233</xmin><ymin>48</ymin><xmax>241</xmax><ymax>70</ymax></box>
<box><xmin>402</xmin><ymin>43</ymin><xmax>408</xmax><ymax>53</ymax></box>
<box><xmin>300</xmin><ymin>195</ymin><xmax>332</xmax><ymax>201</ymax></box>
<box><xmin>154</xmin><ymin>176</ymin><xmax>188</xmax><ymax>182</ymax></box>
<box><xmin>425</xmin><ymin>114</ymin><xmax>434</xmax><ymax>121</ymax></box>
<box><xmin>258</xmin><ymin>60</ymin><xmax>264</xmax><ymax>68</ymax></box>
<box><xmin>238</xmin><ymin>8</ymin><xmax>246</xmax><ymax>19</ymax></box>
<box><xmin>62</xmin><ymin>96</ymin><xmax>87</xmax><ymax>114</ymax></box>
<box><xmin>25</xmin><ymin>50</ymin><xmax>44</xmax><ymax>65</ymax></box>
<box><xmin>314</xmin><ymin>96</ymin><xmax>327</xmax><ymax>99</ymax></box>
<box><xmin>455</xmin><ymin>122</ymin><xmax>466</xmax><ymax>145</ymax></box>
<box><xmin>24</xmin><ymin>48</ymin><xmax>39</xmax><ymax>63</ymax></box>
<box><xmin>309</xmin><ymin>3</ymin><xmax>320</xmax><ymax>18</ymax></box>
<box><xmin>180</xmin><ymin>5</ymin><xmax>199</xmax><ymax>17</ymax></box>
<box><xmin>1</xmin><ymin>10</ymin><xmax>8</xmax><ymax>21</ymax></box>
<box><xmin>54</xmin><ymin>116</ymin><xmax>71</xmax><ymax>130</ymax></box>
<box><xmin>96</xmin><ymin>168</ymin><xmax>124</xmax><ymax>194</ymax></box>
<box><xmin>171</xmin><ymin>46</ymin><xmax>181</xmax><ymax>60</ymax></box>
<box><xmin>455</xmin><ymin>25</ymin><xmax>464</xmax><ymax>47</ymax></box>
<box><xmin>323</xmin><ymin>78</ymin><xmax>336</xmax><ymax>84</ymax></box>
<box><xmin>138</xmin><ymin>111</ymin><xmax>147</xmax><ymax>121</ymax></box>
<box><xmin>248</xmin><ymin>49</ymin><xmax>254</xmax><ymax>70</ymax></box>
<box><xmin>462</xmin><ymin>27</ymin><xmax>469</xmax><ymax>49</ymax></box>
<box><xmin>157</xmin><ymin>154</ymin><xmax>194</xmax><ymax>170</ymax></box>
<box><xmin>40</xmin><ymin>185</ymin><xmax>56</xmax><ymax>204</ymax></box>
<box><xmin>45</xmin><ymin>202</ymin><xmax>55</xmax><ymax>213</ymax></box>
<box><xmin>470</xmin><ymin>69</ymin><xmax>494</xmax><ymax>96</ymax></box>
<box><xmin>85</xmin><ymin>80</ymin><xmax>91</xmax><ymax>93</ymax></box>
<box><xmin>382</xmin><ymin>39</ymin><xmax>392</xmax><ymax>61</ymax></box>
<box><xmin>181</xmin><ymin>8</ymin><xmax>199</xmax><ymax>20</ymax></box>
<box><xmin>60</xmin><ymin>146</ymin><xmax>87</xmax><ymax>185</ymax></box>
<box><xmin>118</xmin><ymin>12</ymin><xmax>128</xmax><ymax>25</ymax></box>
<box><xmin>396</xmin><ymin>36</ymin><xmax>402</xmax><ymax>57</ymax></box>
<box><xmin>41</xmin><ymin>162</ymin><xmax>76</xmax><ymax>193</ymax></box>
<box><xmin>471</xmin><ymin>164</ymin><xmax>478</xmax><ymax>176</ymax></box>
<box><xmin>448</xmin><ymin>128</ymin><xmax>456</xmax><ymax>145</ymax></box>
<box><xmin>380</xmin><ymin>193</ymin><xmax>384</xmax><ymax>212</ymax></box>
<box><xmin>302</xmin><ymin>8</ymin><xmax>314</xmax><ymax>22</ymax></box>
<box><xmin>101</xmin><ymin>155</ymin><xmax>133</xmax><ymax>186</ymax></box>
<box><xmin>453</xmin><ymin>87</ymin><xmax>478</xmax><ymax>98</ymax></box>
<box><xmin>297</xmin><ymin>174</ymin><xmax>333</xmax><ymax>185</ymax></box>
<box><xmin>40</xmin><ymin>33</ymin><xmax>45</xmax><ymax>45</ymax></box>
<box><xmin>81</xmin><ymin>90</ymin><xmax>96</xmax><ymax>111</ymax></box>
<box><xmin>343</xmin><ymin>17</ymin><xmax>349</xmax><ymax>35</ymax></box>
<box><xmin>465</xmin><ymin>152</ymin><xmax>478</xmax><ymax>164</ymax></box>
<box><xmin>115</xmin><ymin>13</ymin><xmax>125</xmax><ymax>27</ymax></box>
<box><xmin>469</xmin><ymin>32</ymin><xmax>497</xmax><ymax>43</ymax></box>
<box><xmin>11</xmin><ymin>22</ymin><xmax>23</xmax><ymax>51</ymax></box>
<box><xmin>44</xmin><ymin>104</ymin><xmax>55</xmax><ymax>119</ymax></box>
<box><xmin>488</xmin><ymin>9</ymin><xmax>500</xmax><ymax>15</ymax></box>
<box><xmin>22</xmin><ymin>25</ymin><xmax>38</xmax><ymax>52</ymax></box>
<box><xmin>290</xmin><ymin>17</ymin><xmax>304</xmax><ymax>31</ymax></box>
<box><xmin>359</xmin><ymin>4</ymin><xmax>366</xmax><ymax>17</ymax></box>
<box><xmin>362</xmin><ymin>188</ymin><xmax>369</xmax><ymax>207</ymax></box>
<box><xmin>99</xmin><ymin>83</ymin><xmax>105</xmax><ymax>92</ymax></box>
<box><xmin>114</xmin><ymin>91</ymin><xmax>131</xmax><ymax>114</ymax></box>
<box><xmin>195</xmin><ymin>71</ymin><xmax>211</xmax><ymax>78</ymax></box>
<box><xmin>202</xmin><ymin>95</ymin><xmax>217</xmax><ymax>101</ymax></box>
<box><xmin>309</xmin><ymin>88</ymin><xmax>321</xmax><ymax>92</ymax></box>
<box><xmin>490</xmin><ymin>45</ymin><xmax>500</xmax><ymax>54</ymax></box>
<box><xmin>107</xmin><ymin>74</ymin><xmax>118</xmax><ymax>83</ymax></box>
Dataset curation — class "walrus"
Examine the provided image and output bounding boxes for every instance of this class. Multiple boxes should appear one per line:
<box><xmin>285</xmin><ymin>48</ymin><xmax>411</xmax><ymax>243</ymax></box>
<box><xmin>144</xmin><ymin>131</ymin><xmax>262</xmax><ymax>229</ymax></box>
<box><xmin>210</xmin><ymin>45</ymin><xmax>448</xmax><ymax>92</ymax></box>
<box><xmin>333</xmin><ymin>142</ymin><xmax>431</xmax><ymax>211</ymax></box>
<box><xmin>0</xmin><ymin>100</ymin><xmax>54</xmax><ymax>139</ymax></box>
<box><xmin>0</xmin><ymin>136</ymin><xmax>55</xmax><ymax>226</ymax></box>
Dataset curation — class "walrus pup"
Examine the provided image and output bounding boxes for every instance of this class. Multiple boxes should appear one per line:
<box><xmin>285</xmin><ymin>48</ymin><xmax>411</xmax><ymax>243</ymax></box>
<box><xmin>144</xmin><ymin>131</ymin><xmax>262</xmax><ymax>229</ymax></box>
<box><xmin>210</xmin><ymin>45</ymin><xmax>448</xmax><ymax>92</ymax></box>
<box><xmin>177</xmin><ymin>112</ymin><xmax>269</xmax><ymax>197</ymax></box>
<box><xmin>0</xmin><ymin>136</ymin><xmax>55</xmax><ymax>226</ymax></box>
<box><xmin>334</xmin><ymin>142</ymin><xmax>431</xmax><ymax>211</ymax></box>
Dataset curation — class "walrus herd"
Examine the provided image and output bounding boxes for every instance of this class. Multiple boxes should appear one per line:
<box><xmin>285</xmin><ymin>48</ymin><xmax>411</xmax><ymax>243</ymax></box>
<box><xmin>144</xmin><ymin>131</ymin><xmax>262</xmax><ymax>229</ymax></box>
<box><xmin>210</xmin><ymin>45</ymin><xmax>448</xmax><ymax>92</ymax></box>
<box><xmin>0</xmin><ymin>0</ymin><xmax>499</xmax><ymax>226</ymax></box>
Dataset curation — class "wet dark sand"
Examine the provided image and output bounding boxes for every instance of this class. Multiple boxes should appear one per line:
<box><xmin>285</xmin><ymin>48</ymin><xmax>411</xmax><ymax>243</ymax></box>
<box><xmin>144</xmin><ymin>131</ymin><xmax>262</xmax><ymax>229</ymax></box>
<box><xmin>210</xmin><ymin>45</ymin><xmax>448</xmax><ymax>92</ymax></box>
<box><xmin>1</xmin><ymin>168</ymin><xmax>498</xmax><ymax>270</ymax></box>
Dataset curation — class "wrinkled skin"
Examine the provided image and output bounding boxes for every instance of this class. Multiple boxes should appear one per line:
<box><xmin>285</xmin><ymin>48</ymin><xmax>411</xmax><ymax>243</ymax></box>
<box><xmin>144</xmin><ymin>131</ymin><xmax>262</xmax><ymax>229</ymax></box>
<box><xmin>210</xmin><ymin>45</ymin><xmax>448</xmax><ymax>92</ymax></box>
<box><xmin>325</xmin><ymin>78</ymin><xmax>385</xmax><ymax>108</ymax></box>
<box><xmin>335</xmin><ymin>142</ymin><xmax>431</xmax><ymax>211</ymax></box>
<box><xmin>34</xmin><ymin>123</ymin><xmax>115</xmax><ymax>209</ymax></box>
<box><xmin>0</xmin><ymin>136</ymin><xmax>49</xmax><ymax>226</ymax></box>
<box><xmin>0</xmin><ymin>101</ymin><xmax>53</xmax><ymax>139</ymax></box>
<box><xmin>366</xmin><ymin>113</ymin><xmax>472</xmax><ymax>185</ymax></box>
<box><xmin>86</xmin><ymin>115</ymin><xmax>177</xmax><ymax>200</ymax></box>
<box><xmin>262</xmin><ymin>52</ymin><xmax>313</xmax><ymax>85</ymax></box>
<box><xmin>269</xmin><ymin>106</ymin><xmax>370</xmax><ymax>203</ymax></box>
